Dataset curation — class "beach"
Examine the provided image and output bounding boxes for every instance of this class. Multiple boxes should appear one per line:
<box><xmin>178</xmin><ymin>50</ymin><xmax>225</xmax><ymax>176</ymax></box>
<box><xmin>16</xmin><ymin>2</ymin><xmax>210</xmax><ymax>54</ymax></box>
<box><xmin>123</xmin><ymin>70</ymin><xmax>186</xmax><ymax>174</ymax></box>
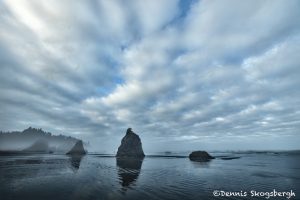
<box><xmin>1</xmin><ymin>151</ymin><xmax>299</xmax><ymax>200</ymax></box>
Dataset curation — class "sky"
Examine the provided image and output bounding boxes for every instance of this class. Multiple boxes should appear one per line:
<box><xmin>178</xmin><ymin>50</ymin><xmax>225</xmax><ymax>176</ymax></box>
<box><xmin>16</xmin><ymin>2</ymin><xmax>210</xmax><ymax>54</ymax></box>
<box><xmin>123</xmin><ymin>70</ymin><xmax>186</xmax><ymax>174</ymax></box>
<box><xmin>0</xmin><ymin>0</ymin><xmax>300</xmax><ymax>153</ymax></box>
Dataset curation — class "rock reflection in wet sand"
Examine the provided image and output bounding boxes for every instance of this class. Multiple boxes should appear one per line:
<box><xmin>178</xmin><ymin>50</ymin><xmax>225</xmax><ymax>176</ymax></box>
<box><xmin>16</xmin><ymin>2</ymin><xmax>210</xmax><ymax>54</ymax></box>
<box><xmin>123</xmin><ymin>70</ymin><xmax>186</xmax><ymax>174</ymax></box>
<box><xmin>68</xmin><ymin>155</ymin><xmax>84</xmax><ymax>170</ymax></box>
<box><xmin>116</xmin><ymin>157</ymin><xmax>143</xmax><ymax>188</ymax></box>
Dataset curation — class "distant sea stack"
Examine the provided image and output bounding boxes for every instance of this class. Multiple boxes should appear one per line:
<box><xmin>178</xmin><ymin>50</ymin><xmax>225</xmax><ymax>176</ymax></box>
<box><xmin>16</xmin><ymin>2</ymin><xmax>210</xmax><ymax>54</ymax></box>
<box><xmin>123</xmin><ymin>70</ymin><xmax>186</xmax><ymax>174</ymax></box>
<box><xmin>66</xmin><ymin>140</ymin><xmax>86</xmax><ymax>155</ymax></box>
<box><xmin>116</xmin><ymin>128</ymin><xmax>145</xmax><ymax>158</ymax></box>
<box><xmin>189</xmin><ymin>151</ymin><xmax>215</xmax><ymax>162</ymax></box>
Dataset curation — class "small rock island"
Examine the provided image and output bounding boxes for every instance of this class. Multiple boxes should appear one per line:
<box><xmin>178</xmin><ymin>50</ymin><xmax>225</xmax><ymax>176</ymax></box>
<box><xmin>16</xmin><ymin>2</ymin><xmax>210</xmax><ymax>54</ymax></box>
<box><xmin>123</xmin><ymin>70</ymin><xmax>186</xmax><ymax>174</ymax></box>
<box><xmin>116</xmin><ymin>128</ymin><xmax>145</xmax><ymax>158</ymax></box>
<box><xmin>189</xmin><ymin>151</ymin><xmax>215</xmax><ymax>162</ymax></box>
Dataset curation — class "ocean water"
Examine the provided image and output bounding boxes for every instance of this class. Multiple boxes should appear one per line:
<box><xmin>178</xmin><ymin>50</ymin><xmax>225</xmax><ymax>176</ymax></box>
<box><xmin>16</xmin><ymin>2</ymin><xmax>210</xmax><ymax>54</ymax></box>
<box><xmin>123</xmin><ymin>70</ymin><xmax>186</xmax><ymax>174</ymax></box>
<box><xmin>0</xmin><ymin>152</ymin><xmax>299</xmax><ymax>200</ymax></box>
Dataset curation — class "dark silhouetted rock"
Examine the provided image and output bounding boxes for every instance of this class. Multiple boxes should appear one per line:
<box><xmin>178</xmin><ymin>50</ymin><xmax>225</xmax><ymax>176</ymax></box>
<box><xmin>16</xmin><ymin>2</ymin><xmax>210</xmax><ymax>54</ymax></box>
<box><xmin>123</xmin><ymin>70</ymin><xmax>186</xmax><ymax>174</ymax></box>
<box><xmin>189</xmin><ymin>151</ymin><xmax>214</xmax><ymax>162</ymax></box>
<box><xmin>22</xmin><ymin>139</ymin><xmax>49</xmax><ymax>153</ymax></box>
<box><xmin>116</xmin><ymin>128</ymin><xmax>145</xmax><ymax>158</ymax></box>
<box><xmin>66</xmin><ymin>140</ymin><xmax>86</xmax><ymax>155</ymax></box>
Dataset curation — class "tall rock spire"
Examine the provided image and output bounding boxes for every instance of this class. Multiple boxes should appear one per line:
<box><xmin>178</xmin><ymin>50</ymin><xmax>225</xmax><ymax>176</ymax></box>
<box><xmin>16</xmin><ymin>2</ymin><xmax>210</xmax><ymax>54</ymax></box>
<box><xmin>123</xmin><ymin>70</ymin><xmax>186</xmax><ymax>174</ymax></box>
<box><xmin>116</xmin><ymin>128</ymin><xmax>145</xmax><ymax>158</ymax></box>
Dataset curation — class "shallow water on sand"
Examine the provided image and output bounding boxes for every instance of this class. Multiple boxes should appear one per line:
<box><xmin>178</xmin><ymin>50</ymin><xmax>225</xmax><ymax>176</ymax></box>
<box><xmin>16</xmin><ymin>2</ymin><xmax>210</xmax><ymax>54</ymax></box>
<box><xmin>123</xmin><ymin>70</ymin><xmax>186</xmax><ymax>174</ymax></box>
<box><xmin>0</xmin><ymin>152</ymin><xmax>299</xmax><ymax>200</ymax></box>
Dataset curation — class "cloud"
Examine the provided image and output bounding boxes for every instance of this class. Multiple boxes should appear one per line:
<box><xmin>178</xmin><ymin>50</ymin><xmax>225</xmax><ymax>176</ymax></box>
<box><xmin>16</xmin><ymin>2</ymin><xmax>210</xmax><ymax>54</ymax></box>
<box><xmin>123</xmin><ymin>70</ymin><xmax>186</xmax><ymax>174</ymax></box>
<box><xmin>0</xmin><ymin>0</ymin><xmax>299</xmax><ymax>152</ymax></box>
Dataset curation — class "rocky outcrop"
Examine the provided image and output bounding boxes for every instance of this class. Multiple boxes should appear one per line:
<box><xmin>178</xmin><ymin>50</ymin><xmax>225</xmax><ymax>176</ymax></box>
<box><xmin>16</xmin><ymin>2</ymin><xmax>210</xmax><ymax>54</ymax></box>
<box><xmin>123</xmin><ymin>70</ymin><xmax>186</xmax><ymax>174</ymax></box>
<box><xmin>189</xmin><ymin>151</ymin><xmax>214</xmax><ymax>162</ymax></box>
<box><xmin>66</xmin><ymin>140</ymin><xmax>86</xmax><ymax>155</ymax></box>
<box><xmin>0</xmin><ymin>127</ymin><xmax>81</xmax><ymax>153</ymax></box>
<box><xmin>116</xmin><ymin>128</ymin><xmax>145</xmax><ymax>158</ymax></box>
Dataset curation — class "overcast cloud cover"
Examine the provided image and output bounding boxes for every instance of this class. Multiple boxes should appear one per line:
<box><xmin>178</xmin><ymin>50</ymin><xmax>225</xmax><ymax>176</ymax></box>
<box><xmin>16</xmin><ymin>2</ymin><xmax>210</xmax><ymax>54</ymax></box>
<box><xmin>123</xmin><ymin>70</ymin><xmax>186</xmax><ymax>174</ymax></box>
<box><xmin>0</xmin><ymin>0</ymin><xmax>300</xmax><ymax>153</ymax></box>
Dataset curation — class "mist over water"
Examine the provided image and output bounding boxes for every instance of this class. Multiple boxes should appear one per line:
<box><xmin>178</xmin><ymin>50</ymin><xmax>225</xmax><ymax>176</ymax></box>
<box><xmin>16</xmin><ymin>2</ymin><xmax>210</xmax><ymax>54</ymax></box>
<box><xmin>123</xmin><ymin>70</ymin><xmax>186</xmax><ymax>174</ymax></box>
<box><xmin>1</xmin><ymin>152</ymin><xmax>299</xmax><ymax>200</ymax></box>
<box><xmin>0</xmin><ymin>128</ymin><xmax>80</xmax><ymax>153</ymax></box>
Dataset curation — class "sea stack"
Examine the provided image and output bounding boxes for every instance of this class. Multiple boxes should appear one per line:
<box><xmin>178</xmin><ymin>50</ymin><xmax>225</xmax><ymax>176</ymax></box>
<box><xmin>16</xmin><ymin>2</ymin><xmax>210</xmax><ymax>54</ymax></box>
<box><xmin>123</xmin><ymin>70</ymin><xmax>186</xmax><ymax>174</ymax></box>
<box><xmin>66</xmin><ymin>140</ymin><xmax>86</xmax><ymax>155</ymax></box>
<box><xmin>116</xmin><ymin>128</ymin><xmax>145</xmax><ymax>158</ymax></box>
<box><xmin>189</xmin><ymin>151</ymin><xmax>214</xmax><ymax>162</ymax></box>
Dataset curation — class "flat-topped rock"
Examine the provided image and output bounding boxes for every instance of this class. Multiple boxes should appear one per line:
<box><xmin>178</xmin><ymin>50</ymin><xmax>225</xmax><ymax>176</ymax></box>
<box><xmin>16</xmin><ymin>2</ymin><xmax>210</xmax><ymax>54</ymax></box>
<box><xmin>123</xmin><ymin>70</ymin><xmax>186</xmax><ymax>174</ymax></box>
<box><xmin>116</xmin><ymin>128</ymin><xmax>145</xmax><ymax>158</ymax></box>
<box><xmin>189</xmin><ymin>151</ymin><xmax>214</xmax><ymax>162</ymax></box>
